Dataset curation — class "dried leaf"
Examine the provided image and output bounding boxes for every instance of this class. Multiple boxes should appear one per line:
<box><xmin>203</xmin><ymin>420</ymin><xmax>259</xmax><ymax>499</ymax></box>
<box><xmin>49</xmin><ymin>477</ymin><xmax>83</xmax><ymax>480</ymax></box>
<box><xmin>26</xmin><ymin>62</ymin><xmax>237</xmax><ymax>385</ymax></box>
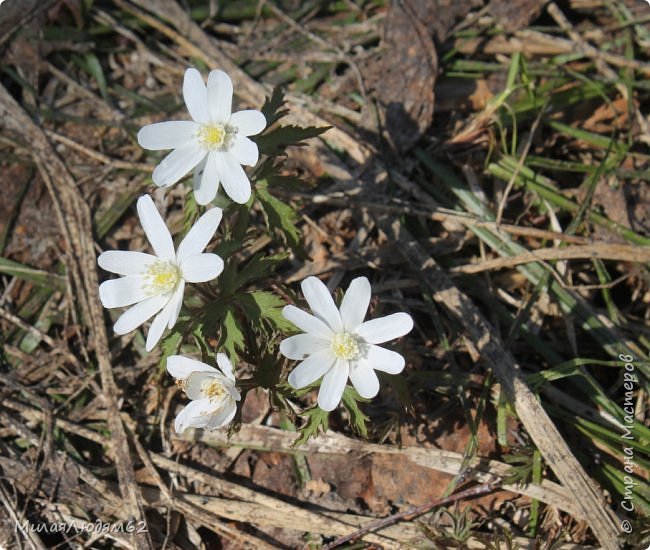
<box><xmin>377</xmin><ymin>0</ymin><xmax>438</xmax><ymax>152</ymax></box>
<box><xmin>489</xmin><ymin>0</ymin><xmax>547</xmax><ymax>32</ymax></box>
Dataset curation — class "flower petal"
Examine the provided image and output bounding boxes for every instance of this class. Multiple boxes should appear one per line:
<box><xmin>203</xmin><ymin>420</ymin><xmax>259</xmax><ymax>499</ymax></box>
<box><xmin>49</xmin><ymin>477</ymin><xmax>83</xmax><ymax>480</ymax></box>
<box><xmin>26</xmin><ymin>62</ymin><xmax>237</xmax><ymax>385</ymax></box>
<box><xmin>207</xmin><ymin>70</ymin><xmax>233</xmax><ymax>124</ymax></box>
<box><xmin>185</xmin><ymin>371</ymin><xmax>222</xmax><ymax>400</ymax></box>
<box><xmin>317</xmin><ymin>359</ymin><xmax>349</xmax><ymax>411</ymax></box>
<box><xmin>215</xmin><ymin>152</ymin><xmax>251</xmax><ymax>204</ymax></box>
<box><xmin>167</xmin><ymin>355</ymin><xmax>218</xmax><ymax>380</ymax></box>
<box><xmin>280</xmin><ymin>334</ymin><xmax>329</xmax><ymax>360</ymax></box>
<box><xmin>174</xmin><ymin>398</ymin><xmax>212</xmax><ymax>433</ymax></box>
<box><xmin>216</xmin><ymin>353</ymin><xmax>235</xmax><ymax>381</ymax></box>
<box><xmin>230</xmin><ymin>110</ymin><xmax>267</xmax><ymax>136</ymax></box>
<box><xmin>176</xmin><ymin>204</ymin><xmax>223</xmax><ymax>262</ymax></box>
<box><xmin>146</xmin><ymin>287</ymin><xmax>185</xmax><ymax>350</ymax></box>
<box><xmin>137</xmin><ymin>121</ymin><xmax>198</xmax><ymax>151</ymax></box>
<box><xmin>113</xmin><ymin>294</ymin><xmax>169</xmax><ymax>335</ymax></box>
<box><xmin>136</xmin><ymin>195</ymin><xmax>175</xmax><ymax>261</ymax></box>
<box><xmin>194</xmin><ymin>151</ymin><xmax>219</xmax><ymax>205</ymax></box>
<box><xmin>301</xmin><ymin>276</ymin><xmax>343</xmax><ymax>333</ymax></box>
<box><xmin>99</xmin><ymin>276</ymin><xmax>147</xmax><ymax>308</ymax></box>
<box><xmin>180</xmin><ymin>253</ymin><xmax>223</xmax><ymax>283</ymax></box>
<box><xmin>183</xmin><ymin>68</ymin><xmax>210</xmax><ymax>123</ymax></box>
<box><xmin>282</xmin><ymin>305</ymin><xmax>333</xmax><ymax>339</ymax></box>
<box><xmin>204</xmin><ymin>400</ymin><xmax>237</xmax><ymax>430</ymax></box>
<box><xmin>229</xmin><ymin>134</ymin><xmax>259</xmax><ymax>166</ymax></box>
<box><xmin>193</xmin><ymin>156</ymin><xmax>206</xmax><ymax>191</ymax></box>
<box><xmin>365</xmin><ymin>344</ymin><xmax>405</xmax><ymax>374</ymax></box>
<box><xmin>166</xmin><ymin>280</ymin><xmax>185</xmax><ymax>329</ymax></box>
<box><xmin>287</xmin><ymin>348</ymin><xmax>336</xmax><ymax>389</ymax></box>
<box><xmin>349</xmin><ymin>359</ymin><xmax>380</xmax><ymax>398</ymax></box>
<box><xmin>152</xmin><ymin>142</ymin><xmax>206</xmax><ymax>188</ymax></box>
<box><xmin>355</xmin><ymin>312</ymin><xmax>413</xmax><ymax>344</ymax></box>
<box><xmin>98</xmin><ymin>251</ymin><xmax>157</xmax><ymax>276</ymax></box>
<box><xmin>340</xmin><ymin>276</ymin><xmax>371</xmax><ymax>331</ymax></box>
<box><xmin>146</xmin><ymin>304</ymin><xmax>172</xmax><ymax>351</ymax></box>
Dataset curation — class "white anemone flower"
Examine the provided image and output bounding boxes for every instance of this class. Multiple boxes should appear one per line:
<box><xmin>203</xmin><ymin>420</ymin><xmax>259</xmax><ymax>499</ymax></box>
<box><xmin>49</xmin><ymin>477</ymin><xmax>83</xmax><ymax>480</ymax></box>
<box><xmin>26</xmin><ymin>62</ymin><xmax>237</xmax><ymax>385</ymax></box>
<box><xmin>167</xmin><ymin>354</ymin><xmax>241</xmax><ymax>432</ymax></box>
<box><xmin>137</xmin><ymin>68</ymin><xmax>266</xmax><ymax>206</ymax></box>
<box><xmin>98</xmin><ymin>194</ymin><xmax>224</xmax><ymax>351</ymax></box>
<box><xmin>280</xmin><ymin>276</ymin><xmax>413</xmax><ymax>411</ymax></box>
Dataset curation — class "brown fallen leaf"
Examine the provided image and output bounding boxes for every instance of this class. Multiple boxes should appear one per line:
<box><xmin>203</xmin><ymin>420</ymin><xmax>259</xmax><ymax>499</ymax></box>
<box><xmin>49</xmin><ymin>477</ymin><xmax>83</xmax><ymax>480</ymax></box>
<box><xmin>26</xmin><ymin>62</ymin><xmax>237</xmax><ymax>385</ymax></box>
<box><xmin>489</xmin><ymin>0</ymin><xmax>547</xmax><ymax>32</ymax></box>
<box><xmin>376</xmin><ymin>0</ymin><xmax>438</xmax><ymax>152</ymax></box>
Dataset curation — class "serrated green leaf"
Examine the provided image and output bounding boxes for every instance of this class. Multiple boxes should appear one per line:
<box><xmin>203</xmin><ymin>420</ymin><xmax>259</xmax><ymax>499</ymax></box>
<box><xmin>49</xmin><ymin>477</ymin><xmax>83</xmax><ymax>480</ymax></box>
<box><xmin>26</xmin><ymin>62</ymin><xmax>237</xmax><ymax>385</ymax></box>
<box><xmin>293</xmin><ymin>406</ymin><xmax>330</xmax><ymax>447</ymax></box>
<box><xmin>197</xmin><ymin>301</ymin><xmax>228</xmax><ymax>344</ymax></box>
<box><xmin>254</xmin><ymin>353</ymin><xmax>284</xmax><ymax>388</ymax></box>
<box><xmin>232</xmin><ymin>252</ymin><xmax>287</xmax><ymax>293</ymax></box>
<box><xmin>220</xmin><ymin>308</ymin><xmax>245</xmax><ymax>361</ymax></box>
<box><xmin>261</xmin><ymin>86</ymin><xmax>289</xmax><ymax>127</ymax></box>
<box><xmin>256</xmin><ymin>183</ymin><xmax>305</xmax><ymax>256</ymax></box>
<box><xmin>341</xmin><ymin>386</ymin><xmax>369</xmax><ymax>438</ymax></box>
<box><xmin>237</xmin><ymin>290</ymin><xmax>294</xmax><ymax>332</ymax></box>
<box><xmin>255</xmin><ymin>124</ymin><xmax>330</xmax><ymax>157</ymax></box>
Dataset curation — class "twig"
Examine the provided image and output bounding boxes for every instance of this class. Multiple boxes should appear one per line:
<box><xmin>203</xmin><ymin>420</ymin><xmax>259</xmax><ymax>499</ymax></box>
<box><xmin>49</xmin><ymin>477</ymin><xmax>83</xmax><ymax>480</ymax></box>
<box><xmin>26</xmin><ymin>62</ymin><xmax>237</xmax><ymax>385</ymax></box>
<box><xmin>175</xmin><ymin>423</ymin><xmax>584</xmax><ymax>519</ymax></box>
<box><xmin>451</xmin><ymin>242</ymin><xmax>650</xmax><ymax>274</ymax></box>
<box><xmin>46</xmin><ymin>130</ymin><xmax>152</xmax><ymax>172</ymax></box>
<box><xmin>321</xmin><ymin>481</ymin><xmax>499</xmax><ymax>550</ymax></box>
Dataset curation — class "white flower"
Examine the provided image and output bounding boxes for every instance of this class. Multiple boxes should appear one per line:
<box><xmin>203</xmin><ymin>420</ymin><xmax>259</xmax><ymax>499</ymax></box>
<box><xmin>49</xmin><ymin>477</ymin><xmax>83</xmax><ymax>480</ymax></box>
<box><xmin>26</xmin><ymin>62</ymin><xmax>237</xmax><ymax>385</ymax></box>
<box><xmin>98</xmin><ymin>194</ymin><xmax>224</xmax><ymax>351</ymax></box>
<box><xmin>137</xmin><ymin>68</ymin><xmax>266</xmax><ymax>206</ymax></box>
<box><xmin>167</xmin><ymin>354</ymin><xmax>241</xmax><ymax>432</ymax></box>
<box><xmin>280</xmin><ymin>276</ymin><xmax>413</xmax><ymax>411</ymax></box>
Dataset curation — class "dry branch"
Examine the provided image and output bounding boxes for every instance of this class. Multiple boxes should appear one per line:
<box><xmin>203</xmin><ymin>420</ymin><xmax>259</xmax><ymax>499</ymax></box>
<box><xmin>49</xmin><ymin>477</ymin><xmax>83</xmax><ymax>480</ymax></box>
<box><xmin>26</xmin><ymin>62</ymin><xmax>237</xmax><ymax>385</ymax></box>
<box><xmin>176</xmin><ymin>424</ymin><xmax>585</xmax><ymax>520</ymax></box>
<box><xmin>451</xmin><ymin>242</ymin><xmax>650</xmax><ymax>274</ymax></box>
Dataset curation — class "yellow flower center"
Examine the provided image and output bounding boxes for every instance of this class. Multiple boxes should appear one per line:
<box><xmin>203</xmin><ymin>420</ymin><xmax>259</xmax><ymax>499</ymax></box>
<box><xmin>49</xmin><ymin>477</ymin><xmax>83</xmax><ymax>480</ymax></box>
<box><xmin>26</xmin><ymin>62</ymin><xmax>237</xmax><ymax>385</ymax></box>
<box><xmin>330</xmin><ymin>332</ymin><xmax>360</xmax><ymax>360</ymax></box>
<box><xmin>143</xmin><ymin>260</ymin><xmax>181</xmax><ymax>295</ymax></box>
<box><xmin>197</xmin><ymin>123</ymin><xmax>234</xmax><ymax>150</ymax></box>
<box><xmin>201</xmin><ymin>378</ymin><xmax>226</xmax><ymax>400</ymax></box>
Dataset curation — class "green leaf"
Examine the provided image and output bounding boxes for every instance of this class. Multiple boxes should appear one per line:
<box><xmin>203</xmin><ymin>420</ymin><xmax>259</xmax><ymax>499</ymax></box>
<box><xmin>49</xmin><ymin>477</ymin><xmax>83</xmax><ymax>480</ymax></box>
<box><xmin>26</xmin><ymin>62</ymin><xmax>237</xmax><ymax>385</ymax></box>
<box><xmin>232</xmin><ymin>253</ymin><xmax>288</xmax><ymax>293</ymax></box>
<box><xmin>502</xmin><ymin>447</ymin><xmax>535</xmax><ymax>485</ymax></box>
<box><xmin>197</xmin><ymin>300</ymin><xmax>228</xmax><ymax>345</ymax></box>
<box><xmin>237</xmin><ymin>290</ymin><xmax>294</xmax><ymax>332</ymax></box>
<box><xmin>255</xmin><ymin>353</ymin><xmax>284</xmax><ymax>388</ymax></box>
<box><xmin>293</xmin><ymin>406</ymin><xmax>330</xmax><ymax>446</ymax></box>
<box><xmin>220</xmin><ymin>307</ymin><xmax>245</xmax><ymax>361</ymax></box>
<box><xmin>255</xmin><ymin>125</ymin><xmax>330</xmax><ymax>157</ymax></box>
<box><xmin>261</xmin><ymin>86</ymin><xmax>289</xmax><ymax>127</ymax></box>
<box><xmin>341</xmin><ymin>386</ymin><xmax>369</xmax><ymax>438</ymax></box>
<box><xmin>256</xmin><ymin>182</ymin><xmax>305</xmax><ymax>256</ymax></box>
<box><xmin>254</xmin><ymin>158</ymin><xmax>310</xmax><ymax>191</ymax></box>
<box><xmin>78</xmin><ymin>52</ymin><xmax>110</xmax><ymax>102</ymax></box>
<box><xmin>159</xmin><ymin>330</ymin><xmax>183</xmax><ymax>369</ymax></box>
